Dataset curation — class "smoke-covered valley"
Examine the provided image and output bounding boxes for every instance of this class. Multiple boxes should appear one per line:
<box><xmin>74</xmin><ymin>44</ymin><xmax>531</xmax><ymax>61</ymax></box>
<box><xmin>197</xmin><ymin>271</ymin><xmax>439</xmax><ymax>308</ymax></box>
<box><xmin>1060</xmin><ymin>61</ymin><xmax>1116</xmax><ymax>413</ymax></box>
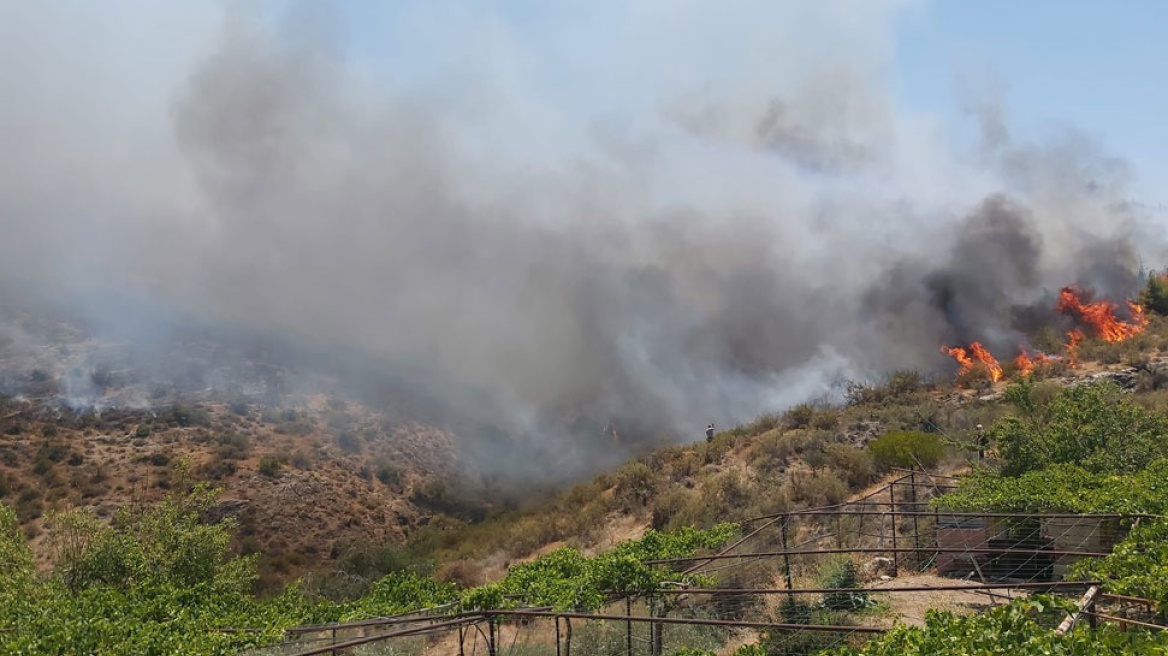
<box><xmin>1</xmin><ymin>1</ymin><xmax>1164</xmax><ymax>480</ymax></box>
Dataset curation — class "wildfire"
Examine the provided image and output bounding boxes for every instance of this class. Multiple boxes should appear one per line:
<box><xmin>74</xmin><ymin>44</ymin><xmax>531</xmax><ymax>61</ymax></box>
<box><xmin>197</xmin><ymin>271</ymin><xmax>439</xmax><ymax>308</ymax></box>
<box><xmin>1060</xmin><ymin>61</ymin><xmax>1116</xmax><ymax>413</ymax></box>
<box><xmin>942</xmin><ymin>285</ymin><xmax>1148</xmax><ymax>384</ymax></box>
<box><xmin>1065</xmin><ymin>329</ymin><xmax>1084</xmax><ymax>367</ymax></box>
<box><xmin>1056</xmin><ymin>286</ymin><xmax>1148</xmax><ymax>343</ymax></box>
<box><xmin>941</xmin><ymin>341</ymin><xmax>1002</xmax><ymax>383</ymax></box>
<box><xmin>1012</xmin><ymin>347</ymin><xmax>1053</xmax><ymax>377</ymax></box>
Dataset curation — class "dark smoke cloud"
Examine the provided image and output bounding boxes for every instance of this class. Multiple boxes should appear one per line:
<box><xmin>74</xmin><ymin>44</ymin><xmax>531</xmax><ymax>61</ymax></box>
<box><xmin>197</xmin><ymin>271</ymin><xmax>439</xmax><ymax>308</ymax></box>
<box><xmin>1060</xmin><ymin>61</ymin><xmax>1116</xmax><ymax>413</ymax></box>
<box><xmin>0</xmin><ymin>2</ymin><xmax>1162</xmax><ymax>480</ymax></box>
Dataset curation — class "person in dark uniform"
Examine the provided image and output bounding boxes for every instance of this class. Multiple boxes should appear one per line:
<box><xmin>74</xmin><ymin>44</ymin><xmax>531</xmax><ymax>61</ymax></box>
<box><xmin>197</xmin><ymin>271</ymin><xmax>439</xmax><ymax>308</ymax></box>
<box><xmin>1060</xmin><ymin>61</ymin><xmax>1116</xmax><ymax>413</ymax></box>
<box><xmin>706</xmin><ymin>423</ymin><xmax>715</xmax><ymax>442</ymax></box>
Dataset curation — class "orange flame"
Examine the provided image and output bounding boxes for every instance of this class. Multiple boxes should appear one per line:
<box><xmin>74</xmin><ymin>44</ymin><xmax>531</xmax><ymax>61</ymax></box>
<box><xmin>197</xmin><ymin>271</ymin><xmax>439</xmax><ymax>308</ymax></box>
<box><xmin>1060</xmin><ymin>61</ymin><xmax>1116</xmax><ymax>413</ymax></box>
<box><xmin>1013</xmin><ymin>349</ymin><xmax>1035</xmax><ymax>377</ymax></box>
<box><xmin>1013</xmin><ymin>347</ymin><xmax>1054</xmax><ymax>377</ymax></box>
<box><xmin>942</xmin><ymin>341</ymin><xmax>1002</xmax><ymax>383</ymax></box>
<box><xmin>1056</xmin><ymin>286</ymin><xmax>1148</xmax><ymax>343</ymax></box>
<box><xmin>1065</xmin><ymin>329</ymin><xmax>1085</xmax><ymax>367</ymax></box>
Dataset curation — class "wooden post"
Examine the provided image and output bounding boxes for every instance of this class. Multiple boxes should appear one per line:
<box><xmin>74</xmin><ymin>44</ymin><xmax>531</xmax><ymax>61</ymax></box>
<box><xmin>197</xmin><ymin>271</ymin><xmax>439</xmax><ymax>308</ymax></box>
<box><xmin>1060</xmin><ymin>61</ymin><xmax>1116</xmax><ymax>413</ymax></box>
<box><xmin>565</xmin><ymin>617</ymin><xmax>572</xmax><ymax>656</ymax></box>
<box><xmin>1055</xmin><ymin>586</ymin><xmax>1100</xmax><ymax>636</ymax></box>
<box><xmin>330</xmin><ymin>627</ymin><xmax>337</xmax><ymax>656</ymax></box>
<box><xmin>459</xmin><ymin>624</ymin><xmax>466</xmax><ymax>656</ymax></box>
<box><xmin>836</xmin><ymin>513</ymin><xmax>844</xmax><ymax>549</ymax></box>
<box><xmin>555</xmin><ymin>616</ymin><xmax>562</xmax><ymax>656</ymax></box>
<box><xmin>889</xmin><ymin>482</ymin><xmax>899</xmax><ymax>577</ymax></box>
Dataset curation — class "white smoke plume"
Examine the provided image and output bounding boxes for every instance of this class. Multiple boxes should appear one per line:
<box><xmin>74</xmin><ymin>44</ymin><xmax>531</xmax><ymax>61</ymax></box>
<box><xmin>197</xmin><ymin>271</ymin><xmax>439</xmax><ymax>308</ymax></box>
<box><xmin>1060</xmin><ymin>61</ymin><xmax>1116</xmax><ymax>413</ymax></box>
<box><xmin>0</xmin><ymin>1</ymin><xmax>1161</xmax><ymax>477</ymax></box>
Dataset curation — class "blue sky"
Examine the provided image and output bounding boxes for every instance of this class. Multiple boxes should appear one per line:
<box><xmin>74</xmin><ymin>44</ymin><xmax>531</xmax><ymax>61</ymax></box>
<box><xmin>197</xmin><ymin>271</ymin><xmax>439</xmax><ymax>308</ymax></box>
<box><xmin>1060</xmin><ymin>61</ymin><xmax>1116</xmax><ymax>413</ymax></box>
<box><xmin>319</xmin><ymin>0</ymin><xmax>1167</xmax><ymax>205</ymax></box>
<box><xmin>893</xmin><ymin>1</ymin><xmax>1168</xmax><ymax>203</ymax></box>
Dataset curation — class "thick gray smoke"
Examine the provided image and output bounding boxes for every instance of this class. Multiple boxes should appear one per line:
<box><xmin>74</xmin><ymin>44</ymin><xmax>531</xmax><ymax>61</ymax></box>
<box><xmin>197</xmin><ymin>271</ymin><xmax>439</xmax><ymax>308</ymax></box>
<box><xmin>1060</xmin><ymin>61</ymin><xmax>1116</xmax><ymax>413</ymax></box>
<box><xmin>0</xmin><ymin>2</ymin><xmax>1161</xmax><ymax>478</ymax></box>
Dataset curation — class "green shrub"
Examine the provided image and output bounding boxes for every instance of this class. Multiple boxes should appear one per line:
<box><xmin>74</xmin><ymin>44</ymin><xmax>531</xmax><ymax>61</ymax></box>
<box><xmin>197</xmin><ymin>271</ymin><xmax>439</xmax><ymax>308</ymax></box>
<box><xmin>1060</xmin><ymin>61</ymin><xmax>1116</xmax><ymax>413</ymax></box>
<box><xmin>815</xmin><ymin>556</ymin><xmax>869</xmax><ymax>611</ymax></box>
<box><xmin>165</xmin><ymin>404</ymin><xmax>210</xmax><ymax>428</ymax></box>
<box><xmin>216</xmin><ymin>433</ymin><xmax>251</xmax><ymax>461</ymax></box>
<box><xmin>995</xmin><ymin>381</ymin><xmax>1168</xmax><ymax>476</ymax></box>
<box><xmin>833</xmin><ymin>597</ymin><xmax>1164</xmax><ymax>656</ymax></box>
<box><xmin>258</xmin><ymin>455</ymin><xmax>283</xmax><ymax>478</ymax></box>
<box><xmin>1142</xmin><ymin>270</ymin><xmax>1168</xmax><ymax>316</ymax></box>
<box><xmin>868</xmin><ymin>431</ymin><xmax>944</xmax><ymax>471</ymax></box>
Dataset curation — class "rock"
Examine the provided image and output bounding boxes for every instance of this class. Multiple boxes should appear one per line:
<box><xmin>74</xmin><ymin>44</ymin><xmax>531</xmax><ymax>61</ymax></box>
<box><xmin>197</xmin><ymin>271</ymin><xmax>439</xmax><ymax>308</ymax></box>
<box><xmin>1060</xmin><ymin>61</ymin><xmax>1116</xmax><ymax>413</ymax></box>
<box><xmin>206</xmin><ymin>498</ymin><xmax>249</xmax><ymax>523</ymax></box>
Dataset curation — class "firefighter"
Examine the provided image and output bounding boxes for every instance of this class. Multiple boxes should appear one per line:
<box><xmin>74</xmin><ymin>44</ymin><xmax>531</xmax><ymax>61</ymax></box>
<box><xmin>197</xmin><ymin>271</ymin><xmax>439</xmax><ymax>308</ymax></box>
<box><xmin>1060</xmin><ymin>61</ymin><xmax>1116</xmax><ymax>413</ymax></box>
<box><xmin>976</xmin><ymin>424</ymin><xmax>987</xmax><ymax>461</ymax></box>
<box><xmin>706</xmin><ymin>423</ymin><xmax>716</xmax><ymax>442</ymax></box>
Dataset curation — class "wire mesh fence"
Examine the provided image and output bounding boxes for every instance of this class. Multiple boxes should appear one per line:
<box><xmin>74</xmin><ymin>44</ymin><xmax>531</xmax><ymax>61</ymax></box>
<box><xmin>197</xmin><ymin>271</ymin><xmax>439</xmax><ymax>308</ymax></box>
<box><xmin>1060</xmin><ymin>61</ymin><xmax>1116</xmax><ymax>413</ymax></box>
<box><xmin>238</xmin><ymin>470</ymin><xmax>1161</xmax><ymax>656</ymax></box>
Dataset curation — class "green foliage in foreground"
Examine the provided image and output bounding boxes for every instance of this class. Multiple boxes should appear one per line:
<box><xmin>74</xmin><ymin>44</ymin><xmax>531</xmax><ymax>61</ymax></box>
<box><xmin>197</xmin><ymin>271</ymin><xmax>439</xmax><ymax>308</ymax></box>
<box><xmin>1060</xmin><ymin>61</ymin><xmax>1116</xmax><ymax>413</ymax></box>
<box><xmin>0</xmin><ymin>486</ymin><xmax>303</xmax><ymax>656</ymax></box>
<box><xmin>833</xmin><ymin>598</ymin><xmax>1168</xmax><ymax>656</ymax></box>
<box><xmin>1070</xmin><ymin>518</ymin><xmax>1168</xmax><ymax>613</ymax></box>
<box><xmin>337</xmin><ymin>570</ymin><xmax>459</xmax><ymax>621</ymax></box>
<box><xmin>994</xmin><ymin>381</ymin><xmax>1168</xmax><ymax>476</ymax></box>
<box><xmin>458</xmin><ymin>523</ymin><xmax>738</xmax><ymax>613</ymax></box>
<box><xmin>935</xmin><ymin>459</ymin><xmax>1168</xmax><ymax>514</ymax></box>
<box><xmin>0</xmin><ymin>485</ymin><xmax>737</xmax><ymax>655</ymax></box>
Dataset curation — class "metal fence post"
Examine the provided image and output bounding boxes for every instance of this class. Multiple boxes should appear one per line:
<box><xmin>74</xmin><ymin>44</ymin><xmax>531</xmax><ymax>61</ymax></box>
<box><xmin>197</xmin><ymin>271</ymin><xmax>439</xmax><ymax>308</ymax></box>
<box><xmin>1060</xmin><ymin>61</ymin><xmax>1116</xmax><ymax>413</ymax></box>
<box><xmin>626</xmin><ymin>597</ymin><xmax>634</xmax><ymax>656</ymax></box>
<box><xmin>890</xmin><ymin>481</ymin><xmax>899</xmax><ymax>577</ymax></box>
<box><xmin>781</xmin><ymin>516</ymin><xmax>793</xmax><ymax>600</ymax></box>
<box><xmin>910</xmin><ymin>473</ymin><xmax>920</xmax><ymax>570</ymax></box>
<box><xmin>488</xmin><ymin>616</ymin><xmax>497</xmax><ymax>656</ymax></box>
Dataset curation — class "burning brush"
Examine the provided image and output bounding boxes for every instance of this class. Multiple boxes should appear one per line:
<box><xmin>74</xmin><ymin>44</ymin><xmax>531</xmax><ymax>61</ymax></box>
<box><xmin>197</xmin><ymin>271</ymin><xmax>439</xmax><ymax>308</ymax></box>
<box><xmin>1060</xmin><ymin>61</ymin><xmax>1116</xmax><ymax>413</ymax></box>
<box><xmin>942</xmin><ymin>286</ymin><xmax>1147</xmax><ymax>384</ymax></box>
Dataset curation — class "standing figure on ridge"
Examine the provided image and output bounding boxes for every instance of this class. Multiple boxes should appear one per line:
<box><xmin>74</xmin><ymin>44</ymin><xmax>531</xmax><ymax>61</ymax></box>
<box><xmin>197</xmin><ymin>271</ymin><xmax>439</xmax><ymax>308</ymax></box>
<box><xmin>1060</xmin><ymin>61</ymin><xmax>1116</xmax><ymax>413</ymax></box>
<box><xmin>706</xmin><ymin>423</ymin><xmax>715</xmax><ymax>442</ymax></box>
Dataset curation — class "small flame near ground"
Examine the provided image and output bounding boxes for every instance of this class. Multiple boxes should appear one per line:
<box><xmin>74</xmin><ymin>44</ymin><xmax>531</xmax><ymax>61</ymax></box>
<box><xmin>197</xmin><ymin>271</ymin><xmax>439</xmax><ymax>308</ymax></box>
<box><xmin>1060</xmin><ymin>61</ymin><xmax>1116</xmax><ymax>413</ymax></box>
<box><xmin>1012</xmin><ymin>347</ymin><xmax>1055</xmax><ymax>378</ymax></box>
<box><xmin>940</xmin><ymin>342</ymin><xmax>1003</xmax><ymax>383</ymax></box>
<box><xmin>943</xmin><ymin>286</ymin><xmax>1146</xmax><ymax>384</ymax></box>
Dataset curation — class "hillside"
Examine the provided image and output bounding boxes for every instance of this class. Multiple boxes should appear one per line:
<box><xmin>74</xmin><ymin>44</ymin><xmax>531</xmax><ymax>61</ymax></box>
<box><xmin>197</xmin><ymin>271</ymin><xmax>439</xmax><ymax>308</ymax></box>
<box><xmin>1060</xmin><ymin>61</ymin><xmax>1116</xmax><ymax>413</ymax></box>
<box><xmin>5</xmin><ymin>301</ymin><xmax>1168</xmax><ymax>593</ymax></box>
<box><xmin>6</xmin><ymin>282</ymin><xmax>1168</xmax><ymax>655</ymax></box>
<box><xmin>0</xmin><ymin>393</ymin><xmax>489</xmax><ymax>586</ymax></box>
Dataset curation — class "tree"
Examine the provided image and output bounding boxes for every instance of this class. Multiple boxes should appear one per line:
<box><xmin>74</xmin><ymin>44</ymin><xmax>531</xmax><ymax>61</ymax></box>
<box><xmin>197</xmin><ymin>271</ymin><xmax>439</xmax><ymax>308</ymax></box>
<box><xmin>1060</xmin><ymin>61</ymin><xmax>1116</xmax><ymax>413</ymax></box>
<box><xmin>1140</xmin><ymin>270</ymin><xmax>1168</xmax><ymax>316</ymax></box>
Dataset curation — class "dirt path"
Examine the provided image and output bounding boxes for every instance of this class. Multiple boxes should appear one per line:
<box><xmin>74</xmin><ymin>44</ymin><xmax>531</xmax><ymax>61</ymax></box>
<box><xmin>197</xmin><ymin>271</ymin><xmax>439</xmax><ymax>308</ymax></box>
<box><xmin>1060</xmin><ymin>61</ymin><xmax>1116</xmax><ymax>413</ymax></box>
<box><xmin>868</xmin><ymin>573</ymin><xmax>1002</xmax><ymax>627</ymax></box>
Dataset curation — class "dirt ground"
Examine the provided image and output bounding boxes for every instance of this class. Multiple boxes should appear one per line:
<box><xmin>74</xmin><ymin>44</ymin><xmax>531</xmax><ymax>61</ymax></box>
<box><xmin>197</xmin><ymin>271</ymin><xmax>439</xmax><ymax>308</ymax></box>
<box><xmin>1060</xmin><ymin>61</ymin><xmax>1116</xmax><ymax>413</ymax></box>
<box><xmin>868</xmin><ymin>573</ymin><xmax>1004</xmax><ymax>627</ymax></box>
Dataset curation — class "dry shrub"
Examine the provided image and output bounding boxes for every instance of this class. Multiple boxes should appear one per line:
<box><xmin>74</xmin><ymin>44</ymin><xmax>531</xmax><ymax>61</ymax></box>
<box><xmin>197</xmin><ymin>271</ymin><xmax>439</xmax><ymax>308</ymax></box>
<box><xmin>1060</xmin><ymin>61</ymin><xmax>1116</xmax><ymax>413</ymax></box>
<box><xmin>712</xmin><ymin>470</ymin><xmax>750</xmax><ymax>508</ymax></box>
<box><xmin>786</xmin><ymin>469</ymin><xmax>848</xmax><ymax>508</ymax></box>
<box><xmin>750</xmin><ymin>432</ymin><xmax>794</xmax><ymax>473</ymax></box>
<box><xmin>650</xmin><ymin>487</ymin><xmax>695</xmax><ymax>530</ymax></box>
<box><xmin>613</xmin><ymin>461</ymin><xmax>659</xmax><ymax>510</ymax></box>
<box><xmin>824</xmin><ymin>444</ymin><xmax>875</xmax><ymax>488</ymax></box>
<box><xmin>709</xmin><ymin>559</ymin><xmax>778</xmax><ymax>619</ymax></box>
<box><xmin>811</xmin><ymin>408</ymin><xmax>840</xmax><ymax>431</ymax></box>
<box><xmin>436</xmin><ymin>559</ymin><xmax>485</xmax><ymax>589</ymax></box>
<box><xmin>783</xmin><ymin>404</ymin><xmax>816</xmax><ymax>430</ymax></box>
<box><xmin>562</xmin><ymin>479</ymin><xmax>605</xmax><ymax>510</ymax></box>
<box><xmin>668</xmin><ymin>449</ymin><xmax>704</xmax><ymax>480</ymax></box>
